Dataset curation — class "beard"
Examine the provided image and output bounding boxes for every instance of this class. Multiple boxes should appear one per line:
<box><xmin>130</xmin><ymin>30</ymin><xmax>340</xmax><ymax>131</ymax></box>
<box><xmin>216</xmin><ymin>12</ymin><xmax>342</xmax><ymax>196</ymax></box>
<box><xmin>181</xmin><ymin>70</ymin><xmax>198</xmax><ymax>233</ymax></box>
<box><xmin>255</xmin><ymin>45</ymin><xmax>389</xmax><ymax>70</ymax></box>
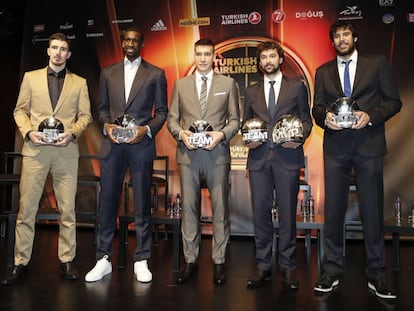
<box><xmin>335</xmin><ymin>41</ymin><xmax>356</xmax><ymax>57</ymax></box>
<box><xmin>260</xmin><ymin>63</ymin><xmax>280</xmax><ymax>75</ymax></box>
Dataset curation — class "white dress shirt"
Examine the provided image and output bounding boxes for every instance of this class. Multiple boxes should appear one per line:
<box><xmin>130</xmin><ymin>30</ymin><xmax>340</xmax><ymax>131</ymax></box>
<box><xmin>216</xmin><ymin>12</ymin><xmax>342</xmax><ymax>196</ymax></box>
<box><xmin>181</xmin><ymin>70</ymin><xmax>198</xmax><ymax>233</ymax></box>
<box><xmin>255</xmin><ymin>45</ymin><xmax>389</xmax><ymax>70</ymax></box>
<box><xmin>124</xmin><ymin>56</ymin><xmax>141</xmax><ymax>102</ymax></box>
<box><xmin>337</xmin><ymin>50</ymin><xmax>358</xmax><ymax>94</ymax></box>
<box><xmin>264</xmin><ymin>71</ymin><xmax>282</xmax><ymax>108</ymax></box>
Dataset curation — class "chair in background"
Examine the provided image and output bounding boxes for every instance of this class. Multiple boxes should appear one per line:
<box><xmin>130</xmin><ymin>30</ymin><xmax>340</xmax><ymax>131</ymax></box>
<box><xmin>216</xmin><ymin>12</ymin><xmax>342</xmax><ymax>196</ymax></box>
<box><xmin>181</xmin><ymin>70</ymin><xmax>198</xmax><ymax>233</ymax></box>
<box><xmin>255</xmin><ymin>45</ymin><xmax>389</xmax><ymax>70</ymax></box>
<box><xmin>76</xmin><ymin>154</ymin><xmax>101</xmax><ymax>241</ymax></box>
<box><xmin>0</xmin><ymin>152</ymin><xmax>22</xmax><ymax>237</ymax></box>
<box><xmin>299</xmin><ymin>156</ymin><xmax>311</xmax><ymax>200</ymax></box>
<box><xmin>124</xmin><ymin>155</ymin><xmax>169</xmax><ymax>214</ymax></box>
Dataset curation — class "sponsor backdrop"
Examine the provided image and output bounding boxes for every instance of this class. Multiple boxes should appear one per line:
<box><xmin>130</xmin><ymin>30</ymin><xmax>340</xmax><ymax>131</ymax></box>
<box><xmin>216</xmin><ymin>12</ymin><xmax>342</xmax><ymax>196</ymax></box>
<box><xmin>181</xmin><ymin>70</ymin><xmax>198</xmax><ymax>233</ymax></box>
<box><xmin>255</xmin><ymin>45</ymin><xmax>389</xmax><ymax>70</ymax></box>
<box><xmin>16</xmin><ymin>0</ymin><xmax>414</xmax><ymax>235</ymax></box>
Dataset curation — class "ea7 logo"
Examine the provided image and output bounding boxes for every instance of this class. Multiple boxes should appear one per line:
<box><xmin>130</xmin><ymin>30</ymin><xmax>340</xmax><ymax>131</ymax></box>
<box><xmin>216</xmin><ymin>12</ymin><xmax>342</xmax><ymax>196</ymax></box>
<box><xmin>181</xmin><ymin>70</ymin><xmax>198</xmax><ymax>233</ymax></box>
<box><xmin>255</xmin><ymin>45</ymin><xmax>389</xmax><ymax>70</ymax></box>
<box><xmin>379</xmin><ymin>0</ymin><xmax>394</xmax><ymax>7</ymax></box>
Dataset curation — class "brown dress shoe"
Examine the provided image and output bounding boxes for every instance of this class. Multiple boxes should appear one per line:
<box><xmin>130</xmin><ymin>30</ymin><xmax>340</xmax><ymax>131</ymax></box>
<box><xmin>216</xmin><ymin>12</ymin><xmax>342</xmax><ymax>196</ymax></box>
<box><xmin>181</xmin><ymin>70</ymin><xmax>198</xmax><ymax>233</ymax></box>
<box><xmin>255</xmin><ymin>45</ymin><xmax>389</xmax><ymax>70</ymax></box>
<box><xmin>213</xmin><ymin>264</ymin><xmax>226</xmax><ymax>285</ymax></box>
<box><xmin>177</xmin><ymin>263</ymin><xmax>198</xmax><ymax>284</ymax></box>
<box><xmin>281</xmin><ymin>270</ymin><xmax>298</xmax><ymax>289</ymax></box>
<box><xmin>1</xmin><ymin>265</ymin><xmax>28</xmax><ymax>285</ymax></box>
<box><xmin>61</xmin><ymin>262</ymin><xmax>79</xmax><ymax>280</ymax></box>
<box><xmin>246</xmin><ymin>269</ymin><xmax>272</xmax><ymax>289</ymax></box>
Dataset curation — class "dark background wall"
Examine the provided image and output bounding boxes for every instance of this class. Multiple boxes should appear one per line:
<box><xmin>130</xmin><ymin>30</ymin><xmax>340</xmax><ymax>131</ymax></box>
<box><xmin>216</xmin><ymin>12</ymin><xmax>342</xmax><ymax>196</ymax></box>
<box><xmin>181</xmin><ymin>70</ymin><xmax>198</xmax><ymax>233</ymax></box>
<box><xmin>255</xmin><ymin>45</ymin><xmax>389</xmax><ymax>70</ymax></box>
<box><xmin>0</xmin><ymin>0</ymin><xmax>25</xmax><ymax>157</ymax></box>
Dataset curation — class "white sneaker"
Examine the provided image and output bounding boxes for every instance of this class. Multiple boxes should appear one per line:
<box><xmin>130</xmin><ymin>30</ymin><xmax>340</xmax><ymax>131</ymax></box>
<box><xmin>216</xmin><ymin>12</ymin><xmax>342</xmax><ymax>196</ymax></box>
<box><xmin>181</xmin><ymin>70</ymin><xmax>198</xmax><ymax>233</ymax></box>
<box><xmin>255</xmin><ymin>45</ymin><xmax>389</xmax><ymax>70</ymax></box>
<box><xmin>85</xmin><ymin>255</ymin><xmax>112</xmax><ymax>282</ymax></box>
<box><xmin>134</xmin><ymin>260</ymin><xmax>152</xmax><ymax>283</ymax></box>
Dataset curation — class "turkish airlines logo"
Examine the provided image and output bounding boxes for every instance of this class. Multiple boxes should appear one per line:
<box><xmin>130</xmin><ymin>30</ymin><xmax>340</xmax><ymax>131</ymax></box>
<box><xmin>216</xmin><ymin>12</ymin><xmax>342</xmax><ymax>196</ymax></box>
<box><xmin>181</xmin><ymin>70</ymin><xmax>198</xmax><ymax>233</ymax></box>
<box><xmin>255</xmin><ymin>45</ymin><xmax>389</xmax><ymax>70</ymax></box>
<box><xmin>272</xmin><ymin>10</ymin><xmax>286</xmax><ymax>23</ymax></box>
<box><xmin>249</xmin><ymin>12</ymin><xmax>261</xmax><ymax>24</ymax></box>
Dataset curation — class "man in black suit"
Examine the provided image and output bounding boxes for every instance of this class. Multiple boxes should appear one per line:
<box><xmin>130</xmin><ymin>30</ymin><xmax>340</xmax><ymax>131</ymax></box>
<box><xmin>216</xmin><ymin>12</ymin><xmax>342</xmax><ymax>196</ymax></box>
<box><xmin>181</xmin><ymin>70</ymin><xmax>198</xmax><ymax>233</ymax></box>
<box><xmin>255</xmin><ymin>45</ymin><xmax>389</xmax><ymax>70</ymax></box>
<box><xmin>85</xmin><ymin>27</ymin><xmax>168</xmax><ymax>283</ymax></box>
<box><xmin>243</xmin><ymin>41</ymin><xmax>312</xmax><ymax>290</ymax></box>
<box><xmin>312</xmin><ymin>20</ymin><xmax>402</xmax><ymax>299</ymax></box>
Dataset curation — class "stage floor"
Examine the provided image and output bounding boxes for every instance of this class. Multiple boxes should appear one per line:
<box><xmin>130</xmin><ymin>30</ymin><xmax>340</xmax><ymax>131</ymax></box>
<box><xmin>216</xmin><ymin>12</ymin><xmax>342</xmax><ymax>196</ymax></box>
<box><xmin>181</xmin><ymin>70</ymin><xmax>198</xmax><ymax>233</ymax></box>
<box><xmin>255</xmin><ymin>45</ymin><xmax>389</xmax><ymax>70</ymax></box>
<box><xmin>0</xmin><ymin>225</ymin><xmax>412</xmax><ymax>311</ymax></box>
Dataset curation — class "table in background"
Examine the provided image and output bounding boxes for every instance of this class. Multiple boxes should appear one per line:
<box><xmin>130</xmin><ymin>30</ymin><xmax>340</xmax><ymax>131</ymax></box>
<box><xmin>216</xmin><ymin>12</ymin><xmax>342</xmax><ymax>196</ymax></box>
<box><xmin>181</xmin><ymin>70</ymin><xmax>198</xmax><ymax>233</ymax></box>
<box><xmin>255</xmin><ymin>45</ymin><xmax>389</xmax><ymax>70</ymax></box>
<box><xmin>384</xmin><ymin>218</ymin><xmax>414</xmax><ymax>271</ymax></box>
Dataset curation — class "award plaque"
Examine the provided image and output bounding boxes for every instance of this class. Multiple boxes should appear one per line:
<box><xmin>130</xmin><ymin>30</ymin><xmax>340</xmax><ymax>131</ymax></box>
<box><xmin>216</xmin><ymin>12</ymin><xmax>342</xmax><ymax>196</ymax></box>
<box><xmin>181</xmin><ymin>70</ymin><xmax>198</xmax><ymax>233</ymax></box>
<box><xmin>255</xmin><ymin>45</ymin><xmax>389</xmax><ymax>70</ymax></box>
<box><xmin>38</xmin><ymin>117</ymin><xmax>64</xmax><ymax>143</ymax></box>
<box><xmin>187</xmin><ymin>120</ymin><xmax>213</xmax><ymax>148</ymax></box>
<box><xmin>112</xmin><ymin>114</ymin><xmax>138</xmax><ymax>143</ymax></box>
<box><xmin>331</xmin><ymin>97</ymin><xmax>359</xmax><ymax>128</ymax></box>
<box><xmin>241</xmin><ymin>118</ymin><xmax>268</xmax><ymax>144</ymax></box>
<box><xmin>272</xmin><ymin>114</ymin><xmax>304</xmax><ymax>148</ymax></box>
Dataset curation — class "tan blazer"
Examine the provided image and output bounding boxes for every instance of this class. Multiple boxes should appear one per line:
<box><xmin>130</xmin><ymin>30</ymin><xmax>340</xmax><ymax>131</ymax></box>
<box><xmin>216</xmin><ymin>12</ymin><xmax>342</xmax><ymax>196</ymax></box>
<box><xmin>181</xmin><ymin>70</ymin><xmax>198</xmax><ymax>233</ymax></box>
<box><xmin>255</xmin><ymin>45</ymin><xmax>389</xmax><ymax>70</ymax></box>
<box><xmin>14</xmin><ymin>66</ymin><xmax>92</xmax><ymax>157</ymax></box>
<box><xmin>167</xmin><ymin>72</ymin><xmax>240</xmax><ymax>165</ymax></box>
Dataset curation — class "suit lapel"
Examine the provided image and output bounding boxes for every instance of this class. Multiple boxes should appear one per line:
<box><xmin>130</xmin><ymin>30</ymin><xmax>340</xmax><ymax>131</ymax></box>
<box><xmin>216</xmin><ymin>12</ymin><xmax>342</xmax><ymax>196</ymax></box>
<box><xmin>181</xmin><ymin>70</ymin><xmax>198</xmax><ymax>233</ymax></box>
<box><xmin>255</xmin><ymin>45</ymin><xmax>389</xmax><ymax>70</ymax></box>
<box><xmin>254</xmin><ymin>80</ymin><xmax>271</xmax><ymax>123</ymax></box>
<box><xmin>328</xmin><ymin>61</ymin><xmax>344</xmax><ymax>97</ymax></box>
<box><xmin>127</xmin><ymin>60</ymin><xmax>148</xmax><ymax>106</ymax></box>
<box><xmin>274</xmin><ymin>77</ymin><xmax>289</xmax><ymax>119</ymax></box>
<box><xmin>353</xmin><ymin>56</ymin><xmax>366</xmax><ymax>94</ymax></box>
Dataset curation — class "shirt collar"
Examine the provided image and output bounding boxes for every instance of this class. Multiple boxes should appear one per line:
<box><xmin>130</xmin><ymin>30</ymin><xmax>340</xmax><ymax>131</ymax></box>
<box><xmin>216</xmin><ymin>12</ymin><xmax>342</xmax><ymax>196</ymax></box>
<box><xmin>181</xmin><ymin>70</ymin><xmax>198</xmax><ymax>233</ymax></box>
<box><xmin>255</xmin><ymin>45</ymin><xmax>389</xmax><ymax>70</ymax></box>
<box><xmin>264</xmin><ymin>71</ymin><xmax>282</xmax><ymax>84</ymax></box>
<box><xmin>124</xmin><ymin>56</ymin><xmax>142</xmax><ymax>66</ymax></box>
<box><xmin>196</xmin><ymin>70</ymin><xmax>213</xmax><ymax>81</ymax></box>
<box><xmin>337</xmin><ymin>49</ymin><xmax>358</xmax><ymax>65</ymax></box>
<box><xmin>47</xmin><ymin>66</ymin><xmax>66</xmax><ymax>77</ymax></box>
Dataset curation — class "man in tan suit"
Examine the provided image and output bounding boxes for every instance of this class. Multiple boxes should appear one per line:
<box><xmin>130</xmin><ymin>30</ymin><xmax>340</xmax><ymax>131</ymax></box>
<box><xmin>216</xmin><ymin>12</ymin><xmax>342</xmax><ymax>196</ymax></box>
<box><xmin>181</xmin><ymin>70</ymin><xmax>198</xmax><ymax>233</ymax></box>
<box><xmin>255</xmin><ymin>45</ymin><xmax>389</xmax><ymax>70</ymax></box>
<box><xmin>168</xmin><ymin>38</ymin><xmax>240</xmax><ymax>285</ymax></box>
<box><xmin>2</xmin><ymin>33</ymin><xmax>92</xmax><ymax>285</ymax></box>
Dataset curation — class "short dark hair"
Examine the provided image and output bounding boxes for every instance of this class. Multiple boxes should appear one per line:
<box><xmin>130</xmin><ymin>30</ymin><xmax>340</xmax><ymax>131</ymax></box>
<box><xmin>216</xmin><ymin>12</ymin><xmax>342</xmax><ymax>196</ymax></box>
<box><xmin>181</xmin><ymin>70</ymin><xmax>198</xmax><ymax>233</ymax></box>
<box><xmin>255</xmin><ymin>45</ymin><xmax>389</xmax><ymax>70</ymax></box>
<box><xmin>329</xmin><ymin>20</ymin><xmax>358</xmax><ymax>42</ymax></box>
<box><xmin>123</xmin><ymin>27</ymin><xmax>144</xmax><ymax>43</ymax></box>
<box><xmin>49</xmin><ymin>33</ymin><xmax>71</xmax><ymax>50</ymax></box>
<box><xmin>256</xmin><ymin>41</ymin><xmax>284</xmax><ymax>63</ymax></box>
<box><xmin>194</xmin><ymin>38</ymin><xmax>215</xmax><ymax>50</ymax></box>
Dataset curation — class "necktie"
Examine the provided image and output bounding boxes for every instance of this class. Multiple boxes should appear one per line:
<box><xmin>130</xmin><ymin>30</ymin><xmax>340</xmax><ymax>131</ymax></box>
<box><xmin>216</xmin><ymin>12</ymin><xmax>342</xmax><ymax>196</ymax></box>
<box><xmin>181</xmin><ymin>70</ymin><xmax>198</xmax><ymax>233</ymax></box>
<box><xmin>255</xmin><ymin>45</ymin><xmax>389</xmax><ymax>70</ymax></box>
<box><xmin>268</xmin><ymin>80</ymin><xmax>276</xmax><ymax>118</ymax></box>
<box><xmin>200</xmin><ymin>76</ymin><xmax>208</xmax><ymax>116</ymax></box>
<box><xmin>342</xmin><ymin>60</ymin><xmax>352</xmax><ymax>97</ymax></box>
<box><xmin>50</xmin><ymin>72</ymin><xmax>60</xmax><ymax>109</ymax></box>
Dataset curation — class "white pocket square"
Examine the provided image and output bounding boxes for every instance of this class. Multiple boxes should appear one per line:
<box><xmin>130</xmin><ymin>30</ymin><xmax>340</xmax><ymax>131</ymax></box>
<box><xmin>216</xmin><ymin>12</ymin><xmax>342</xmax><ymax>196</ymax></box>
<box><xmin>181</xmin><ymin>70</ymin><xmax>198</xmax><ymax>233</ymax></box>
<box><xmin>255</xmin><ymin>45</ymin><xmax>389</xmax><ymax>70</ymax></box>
<box><xmin>214</xmin><ymin>92</ymin><xmax>226</xmax><ymax>96</ymax></box>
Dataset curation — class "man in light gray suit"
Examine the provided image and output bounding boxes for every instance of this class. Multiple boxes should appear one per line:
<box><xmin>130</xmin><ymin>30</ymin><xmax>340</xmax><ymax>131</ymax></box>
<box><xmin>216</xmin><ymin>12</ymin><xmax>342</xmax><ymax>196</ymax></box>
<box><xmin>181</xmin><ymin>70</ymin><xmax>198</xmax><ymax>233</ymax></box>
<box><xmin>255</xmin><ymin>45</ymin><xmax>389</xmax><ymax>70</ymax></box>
<box><xmin>168</xmin><ymin>38</ymin><xmax>240</xmax><ymax>285</ymax></box>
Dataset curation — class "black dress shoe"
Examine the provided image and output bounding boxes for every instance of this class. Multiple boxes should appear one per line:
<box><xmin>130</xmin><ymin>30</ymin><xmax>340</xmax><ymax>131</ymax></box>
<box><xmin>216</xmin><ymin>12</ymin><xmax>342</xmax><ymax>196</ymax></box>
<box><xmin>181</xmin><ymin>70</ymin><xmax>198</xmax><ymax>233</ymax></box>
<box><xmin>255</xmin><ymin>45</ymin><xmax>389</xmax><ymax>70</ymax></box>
<box><xmin>281</xmin><ymin>270</ymin><xmax>298</xmax><ymax>289</ymax></box>
<box><xmin>1</xmin><ymin>265</ymin><xmax>28</xmax><ymax>285</ymax></box>
<box><xmin>177</xmin><ymin>263</ymin><xmax>198</xmax><ymax>284</ymax></box>
<box><xmin>246</xmin><ymin>269</ymin><xmax>272</xmax><ymax>289</ymax></box>
<box><xmin>368</xmin><ymin>277</ymin><xmax>397</xmax><ymax>299</ymax></box>
<box><xmin>61</xmin><ymin>262</ymin><xmax>79</xmax><ymax>280</ymax></box>
<box><xmin>213</xmin><ymin>264</ymin><xmax>226</xmax><ymax>285</ymax></box>
<box><xmin>314</xmin><ymin>272</ymin><xmax>339</xmax><ymax>293</ymax></box>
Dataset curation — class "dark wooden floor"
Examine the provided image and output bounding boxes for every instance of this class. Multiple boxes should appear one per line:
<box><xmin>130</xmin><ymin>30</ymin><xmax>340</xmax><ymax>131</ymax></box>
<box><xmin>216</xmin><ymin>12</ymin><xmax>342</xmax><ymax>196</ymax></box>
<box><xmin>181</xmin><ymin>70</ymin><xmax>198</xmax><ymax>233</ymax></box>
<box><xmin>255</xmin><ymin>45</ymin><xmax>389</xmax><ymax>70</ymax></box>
<box><xmin>0</xmin><ymin>225</ymin><xmax>412</xmax><ymax>311</ymax></box>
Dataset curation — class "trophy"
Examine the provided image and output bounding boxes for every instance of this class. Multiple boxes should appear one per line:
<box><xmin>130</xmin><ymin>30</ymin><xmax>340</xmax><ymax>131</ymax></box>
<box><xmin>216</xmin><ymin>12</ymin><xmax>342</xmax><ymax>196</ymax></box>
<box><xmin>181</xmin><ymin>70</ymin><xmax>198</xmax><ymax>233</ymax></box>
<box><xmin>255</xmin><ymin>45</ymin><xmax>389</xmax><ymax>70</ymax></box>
<box><xmin>330</xmin><ymin>97</ymin><xmax>359</xmax><ymax>128</ymax></box>
<box><xmin>112</xmin><ymin>114</ymin><xmax>138</xmax><ymax>143</ymax></box>
<box><xmin>241</xmin><ymin>118</ymin><xmax>268</xmax><ymax>144</ymax></box>
<box><xmin>38</xmin><ymin>117</ymin><xmax>64</xmax><ymax>143</ymax></box>
<box><xmin>272</xmin><ymin>114</ymin><xmax>304</xmax><ymax>148</ymax></box>
<box><xmin>187</xmin><ymin>120</ymin><xmax>213</xmax><ymax>148</ymax></box>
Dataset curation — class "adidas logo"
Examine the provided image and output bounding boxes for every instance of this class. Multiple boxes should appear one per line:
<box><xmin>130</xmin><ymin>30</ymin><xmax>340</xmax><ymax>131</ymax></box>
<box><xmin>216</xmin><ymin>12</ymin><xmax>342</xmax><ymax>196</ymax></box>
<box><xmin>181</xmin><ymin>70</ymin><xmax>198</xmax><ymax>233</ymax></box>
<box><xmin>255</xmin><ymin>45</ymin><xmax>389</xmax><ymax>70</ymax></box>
<box><xmin>151</xmin><ymin>19</ymin><xmax>167</xmax><ymax>31</ymax></box>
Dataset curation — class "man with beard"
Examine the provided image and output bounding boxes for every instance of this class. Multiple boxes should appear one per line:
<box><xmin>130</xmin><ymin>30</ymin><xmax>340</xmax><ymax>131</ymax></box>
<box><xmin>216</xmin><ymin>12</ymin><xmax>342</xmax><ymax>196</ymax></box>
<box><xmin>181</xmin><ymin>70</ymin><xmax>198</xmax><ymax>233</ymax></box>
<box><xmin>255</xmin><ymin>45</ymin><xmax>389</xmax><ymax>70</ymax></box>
<box><xmin>243</xmin><ymin>41</ymin><xmax>312</xmax><ymax>290</ymax></box>
<box><xmin>85</xmin><ymin>27</ymin><xmax>168</xmax><ymax>283</ymax></box>
<box><xmin>312</xmin><ymin>21</ymin><xmax>401</xmax><ymax>299</ymax></box>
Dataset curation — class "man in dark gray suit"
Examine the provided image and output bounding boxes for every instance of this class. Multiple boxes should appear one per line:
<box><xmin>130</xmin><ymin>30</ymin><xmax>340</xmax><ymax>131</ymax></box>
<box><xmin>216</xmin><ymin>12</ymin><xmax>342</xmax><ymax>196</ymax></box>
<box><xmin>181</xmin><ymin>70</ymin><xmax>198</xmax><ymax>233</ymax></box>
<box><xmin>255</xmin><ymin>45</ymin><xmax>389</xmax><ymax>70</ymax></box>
<box><xmin>85</xmin><ymin>27</ymin><xmax>168</xmax><ymax>283</ymax></box>
<box><xmin>167</xmin><ymin>38</ymin><xmax>240</xmax><ymax>285</ymax></box>
<box><xmin>243</xmin><ymin>41</ymin><xmax>312</xmax><ymax>290</ymax></box>
<box><xmin>312</xmin><ymin>20</ymin><xmax>401</xmax><ymax>299</ymax></box>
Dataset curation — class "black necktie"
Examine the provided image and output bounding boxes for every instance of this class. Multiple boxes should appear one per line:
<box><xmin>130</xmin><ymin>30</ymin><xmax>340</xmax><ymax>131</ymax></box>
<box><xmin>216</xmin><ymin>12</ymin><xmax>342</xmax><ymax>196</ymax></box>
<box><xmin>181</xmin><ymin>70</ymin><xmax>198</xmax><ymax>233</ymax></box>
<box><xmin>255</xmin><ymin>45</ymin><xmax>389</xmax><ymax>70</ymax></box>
<box><xmin>268</xmin><ymin>80</ymin><xmax>276</xmax><ymax>118</ymax></box>
<box><xmin>342</xmin><ymin>60</ymin><xmax>352</xmax><ymax>97</ymax></box>
<box><xmin>50</xmin><ymin>72</ymin><xmax>60</xmax><ymax>109</ymax></box>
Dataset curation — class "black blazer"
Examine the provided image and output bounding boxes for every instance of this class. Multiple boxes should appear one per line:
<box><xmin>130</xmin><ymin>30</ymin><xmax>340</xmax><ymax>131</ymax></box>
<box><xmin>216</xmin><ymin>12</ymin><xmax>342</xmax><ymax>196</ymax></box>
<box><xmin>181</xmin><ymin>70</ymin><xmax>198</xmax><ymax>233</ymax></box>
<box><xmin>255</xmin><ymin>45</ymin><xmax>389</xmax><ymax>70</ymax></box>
<box><xmin>97</xmin><ymin>59</ymin><xmax>168</xmax><ymax>157</ymax></box>
<box><xmin>243</xmin><ymin>76</ymin><xmax>312</xmax><ymax>171</ymax></box>
<box><xmin>312</xmin><ymin>54</ymin><xmax>402</xmax><ymax>158</ymax></box>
